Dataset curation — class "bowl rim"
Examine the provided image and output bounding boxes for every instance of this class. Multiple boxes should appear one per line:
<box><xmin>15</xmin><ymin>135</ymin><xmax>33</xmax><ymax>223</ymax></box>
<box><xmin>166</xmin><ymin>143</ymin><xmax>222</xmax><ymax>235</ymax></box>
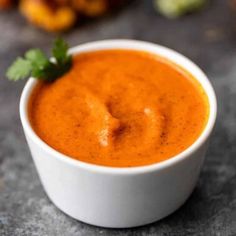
<box><xmin>20</xmin><ymin>39</ymin><xmax>217</xmax><ymax>175</ymax></box>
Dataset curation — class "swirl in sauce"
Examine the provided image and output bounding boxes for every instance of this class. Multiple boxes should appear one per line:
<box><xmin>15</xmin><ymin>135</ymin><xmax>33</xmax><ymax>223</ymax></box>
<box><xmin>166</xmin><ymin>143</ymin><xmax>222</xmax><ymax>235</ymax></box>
<box><xmin>28</xmin><ymin>50</ymin><xmax>209</xmax><ymax>167</ymax></box>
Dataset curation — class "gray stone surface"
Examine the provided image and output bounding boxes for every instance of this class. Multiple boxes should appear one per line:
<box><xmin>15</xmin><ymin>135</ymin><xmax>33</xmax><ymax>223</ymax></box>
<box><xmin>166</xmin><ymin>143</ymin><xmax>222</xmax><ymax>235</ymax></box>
<box><xmin>0</xmin><ymin>0</ymin><xmax>236</xmax><ymax>235</ymax></box>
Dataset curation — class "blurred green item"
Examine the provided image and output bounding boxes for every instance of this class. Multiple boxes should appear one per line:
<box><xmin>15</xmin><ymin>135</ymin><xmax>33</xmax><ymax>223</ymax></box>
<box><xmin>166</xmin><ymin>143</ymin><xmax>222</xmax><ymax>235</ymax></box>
<box><xmin>154</xmin><ymin>0</ymin><xmax>207</xmax><ymax>18</ymax></box>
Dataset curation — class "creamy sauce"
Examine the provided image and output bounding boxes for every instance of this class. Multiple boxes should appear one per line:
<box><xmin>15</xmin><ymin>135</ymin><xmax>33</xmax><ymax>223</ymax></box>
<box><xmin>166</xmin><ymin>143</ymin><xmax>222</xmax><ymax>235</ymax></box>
<box><xmin>28</xmin><ymin>49</ymin><xmax>209</xmax><ymax>167</ymax></box>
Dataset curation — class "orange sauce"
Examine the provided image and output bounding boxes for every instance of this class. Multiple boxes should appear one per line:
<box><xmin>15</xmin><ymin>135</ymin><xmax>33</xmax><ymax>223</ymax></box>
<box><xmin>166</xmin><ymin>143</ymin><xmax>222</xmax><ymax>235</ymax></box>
<box><xmin>28</xmin><ymin>50</ymin><xmax>209</xmax><ymax>167</ymax></box>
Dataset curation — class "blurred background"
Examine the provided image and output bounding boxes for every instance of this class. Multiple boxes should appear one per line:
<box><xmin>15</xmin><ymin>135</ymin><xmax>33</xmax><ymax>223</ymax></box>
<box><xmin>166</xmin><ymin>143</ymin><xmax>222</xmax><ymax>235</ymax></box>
<box><xmin>1</xmin><ymin>0</ymin><xmax>236</xmax><ymax>235</ymax></box>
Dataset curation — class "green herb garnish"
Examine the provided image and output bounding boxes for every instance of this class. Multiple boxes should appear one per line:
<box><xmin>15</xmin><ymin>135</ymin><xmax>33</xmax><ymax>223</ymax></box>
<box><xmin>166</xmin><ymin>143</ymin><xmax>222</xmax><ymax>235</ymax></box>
<box><xmin>6</xmin><ymin>38</ymin><xmax>72</xmax><ymax>82</ymax></box>
<box><xmin>154</xmin><ymin>0</ymin><xmax>206</xmax><ymax>18</ymax></box>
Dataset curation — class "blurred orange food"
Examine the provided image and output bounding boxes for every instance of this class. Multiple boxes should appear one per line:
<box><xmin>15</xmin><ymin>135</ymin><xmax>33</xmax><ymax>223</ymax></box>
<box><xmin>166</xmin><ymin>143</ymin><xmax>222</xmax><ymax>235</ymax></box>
<box><xmin>0</xmin><ymin>0</ymin><xmax>127</xmax><ymax>31</ymax></box>
<box><xmin>20</xmin><ymin>0</ymin><xmax>77</xmax><ymax>31</ymax></box>
<box><xmin>72</xmin><ymin>0</ymin><xmax>107</xmax><ymax>16</ymax></box>
<box><xmin>0</xmin><ymin>0</ymin><xmax>13</xmax><ymax>9</ymax></box>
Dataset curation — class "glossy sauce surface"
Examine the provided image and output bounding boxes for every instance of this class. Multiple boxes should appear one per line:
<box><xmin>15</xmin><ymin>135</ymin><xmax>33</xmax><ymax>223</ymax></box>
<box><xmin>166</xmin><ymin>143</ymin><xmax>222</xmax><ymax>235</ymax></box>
<box><xmin>28</xmin><ymin>50</ymin><xmax>209</xmax><ymax>167</ymax></box>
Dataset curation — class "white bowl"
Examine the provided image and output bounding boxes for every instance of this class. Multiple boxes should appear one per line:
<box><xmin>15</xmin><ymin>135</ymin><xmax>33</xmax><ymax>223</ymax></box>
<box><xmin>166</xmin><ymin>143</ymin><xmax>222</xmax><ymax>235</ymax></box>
<box><xmin>20</xmin><ymin>40</ymin><xmax>217</xmax><ymax>228</ymax></box>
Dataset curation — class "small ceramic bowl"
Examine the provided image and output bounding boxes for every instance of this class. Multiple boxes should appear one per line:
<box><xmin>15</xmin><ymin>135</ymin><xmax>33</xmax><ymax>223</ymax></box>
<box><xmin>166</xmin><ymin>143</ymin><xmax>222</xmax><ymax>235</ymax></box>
<box><xmin>20</xmin><ymin>40</ymin><xmax>217</xmax><ymax>228</ymax></box>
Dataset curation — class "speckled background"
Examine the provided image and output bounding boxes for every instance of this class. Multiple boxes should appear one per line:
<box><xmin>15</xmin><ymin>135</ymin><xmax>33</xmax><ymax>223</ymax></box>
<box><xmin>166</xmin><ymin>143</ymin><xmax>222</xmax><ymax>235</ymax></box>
<box><xmin>0</xmin><ymin>0</ymin><xmax>236</xmax><ymax>235</ymax></box>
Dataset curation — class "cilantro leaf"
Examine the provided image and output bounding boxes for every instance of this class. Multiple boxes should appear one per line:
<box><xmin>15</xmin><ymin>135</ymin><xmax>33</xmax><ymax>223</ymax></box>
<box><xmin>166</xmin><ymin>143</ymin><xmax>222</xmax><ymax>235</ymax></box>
<box><xmin>52</xmin><ymin>38</ymin><xmax>71</xmax><ymax>65</ymax></box>
<box><xmin>25</xmin><ymin>49</ymin><xmax>52</xmax><ymax>80</ymax></box>
<box><xmin>25</xmin><ymin>49</ymin><xmax>48</xmax><ymax>68</ymax></box>
<box><xmin>6</xmin><ymin>57</ymin><xmax>32</xmax><ymax>81</ymax></box>
<box><xmin>6</xmin><ymin>38</ymin><xmax>72</xmax><ymax>82</ymax></box>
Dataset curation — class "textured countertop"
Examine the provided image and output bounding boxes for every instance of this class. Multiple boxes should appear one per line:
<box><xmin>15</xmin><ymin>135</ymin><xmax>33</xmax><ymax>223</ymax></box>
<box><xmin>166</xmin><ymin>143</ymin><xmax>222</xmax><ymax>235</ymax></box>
<box><xmin>0</xmin><ymin>0</ymin><xmax>236</xmax><ymax>235</ymax></box>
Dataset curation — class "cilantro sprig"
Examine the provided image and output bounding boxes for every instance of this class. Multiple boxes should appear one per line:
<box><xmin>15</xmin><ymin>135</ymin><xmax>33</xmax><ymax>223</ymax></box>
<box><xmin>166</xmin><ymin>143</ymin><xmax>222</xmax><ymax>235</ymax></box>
<box><xmin>6</xmin><ymin>38</ymin><xmax>72</xmax><ymax>82</ymax></box>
